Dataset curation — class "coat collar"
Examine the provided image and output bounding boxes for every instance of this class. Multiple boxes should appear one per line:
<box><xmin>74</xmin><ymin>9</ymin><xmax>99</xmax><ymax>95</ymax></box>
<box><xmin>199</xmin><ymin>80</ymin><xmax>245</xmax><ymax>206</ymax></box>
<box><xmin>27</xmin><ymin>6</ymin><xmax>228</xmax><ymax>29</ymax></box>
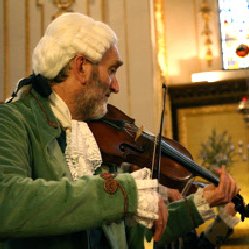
<box><xmin>30</xmin><ymin>89</ymin><xmax>60</xmax><ymax>129</ymax></box>
<box><xmin>27</xmin><ymin>89</ymin><xmax>62</xmax><ymax>147</ymax></box>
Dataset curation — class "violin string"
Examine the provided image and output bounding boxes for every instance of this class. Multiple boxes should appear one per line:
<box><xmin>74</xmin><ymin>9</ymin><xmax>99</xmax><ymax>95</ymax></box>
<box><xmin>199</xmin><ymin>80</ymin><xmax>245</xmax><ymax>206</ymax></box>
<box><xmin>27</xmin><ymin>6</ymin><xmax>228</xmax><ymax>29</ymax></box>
<box><xmin>151</xmin><ymin>135</ymin><xmax>157</xmax><ymax>179</ymax></box>
<box><xmin>123</xmin><ymin>121</ymin><xmax>158</xmax><ymax>179</ymax></box>
<box><xmin>123</xmin><ymin>122</ymin><xmax>137</xmax><ymax>136</ymax></box>
<box><xmin>123</xmin><ymin>122</ymin><xmax>141</xmax><ymax>137</ymax></box>
<box><xmin>181</xmin><ymin>177</ymin><xmax>194</xmax><ymax>198</ymax></box>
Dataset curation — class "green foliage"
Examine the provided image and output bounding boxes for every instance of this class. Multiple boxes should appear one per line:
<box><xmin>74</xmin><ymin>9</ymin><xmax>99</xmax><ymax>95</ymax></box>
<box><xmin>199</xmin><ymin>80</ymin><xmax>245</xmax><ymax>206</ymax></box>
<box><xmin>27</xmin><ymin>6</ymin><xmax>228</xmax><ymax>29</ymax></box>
<box><xmin>199</xmin><ymin>129</ymin><xmax>235</xmax><ymax>171</ymax></box>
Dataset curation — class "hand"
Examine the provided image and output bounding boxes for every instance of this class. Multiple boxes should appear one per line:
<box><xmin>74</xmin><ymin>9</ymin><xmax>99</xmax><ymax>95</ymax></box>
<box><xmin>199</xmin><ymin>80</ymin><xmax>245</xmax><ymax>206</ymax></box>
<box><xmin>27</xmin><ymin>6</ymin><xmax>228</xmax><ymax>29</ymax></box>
<box><xmin>167</xmin><ymin>188</ymin><xmax>182</xmax><ymax>202</ymax></box>
<box><xmin>153</xmin><ymin>197</ymin><xmax>168</xmax><ymax>242</ymax></box>
<box><xmin>224</xmin><ymin>202</ymin><xmax>237</xmax><ymax>217</ymax></box>
<box><xmin>202</xmin><ymin>166</ymin><xmax>239</xmax><ymax>207</ymax></box>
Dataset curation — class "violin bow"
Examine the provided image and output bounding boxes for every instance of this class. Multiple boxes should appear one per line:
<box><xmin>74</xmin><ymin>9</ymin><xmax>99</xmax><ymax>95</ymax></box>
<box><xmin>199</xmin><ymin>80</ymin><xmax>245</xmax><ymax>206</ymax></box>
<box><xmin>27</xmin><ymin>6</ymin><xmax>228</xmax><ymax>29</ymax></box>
<box><xmin>153</xmin><ymin>83</ymin><xmax>167</xmax><ymax>248</ymax></box>
<box><xmin>156</xmin><ymin>83</ymin><xmax>167</xmax><ymax>181</ymax></box>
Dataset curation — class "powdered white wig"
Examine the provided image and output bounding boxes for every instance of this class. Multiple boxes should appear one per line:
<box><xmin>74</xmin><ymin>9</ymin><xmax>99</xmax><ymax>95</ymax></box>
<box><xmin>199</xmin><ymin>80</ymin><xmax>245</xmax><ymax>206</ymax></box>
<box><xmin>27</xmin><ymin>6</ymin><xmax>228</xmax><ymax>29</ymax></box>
<box><xmin>32</xmin><ymin>12</ymin><xmax>117</xmax><ymax>79</ymax></box>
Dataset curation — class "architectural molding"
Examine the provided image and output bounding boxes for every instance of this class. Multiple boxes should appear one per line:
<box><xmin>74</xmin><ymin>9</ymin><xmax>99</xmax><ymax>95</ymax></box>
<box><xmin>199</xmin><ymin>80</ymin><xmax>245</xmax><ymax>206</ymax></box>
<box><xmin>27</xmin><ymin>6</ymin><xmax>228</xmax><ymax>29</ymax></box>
<box><xmin>168</xmin><ymin>79</ymin><xmax>249</xmax><ymax>140</ymax></box>
<box><xmin>3</xmin><ymin>0</ymin><xmax>10</xmax><ymax>99</ymax></box>
<box><xmin>25</xmin><ymin>0</ymin><xmax>31</xmax><ymax>76</ymax></box>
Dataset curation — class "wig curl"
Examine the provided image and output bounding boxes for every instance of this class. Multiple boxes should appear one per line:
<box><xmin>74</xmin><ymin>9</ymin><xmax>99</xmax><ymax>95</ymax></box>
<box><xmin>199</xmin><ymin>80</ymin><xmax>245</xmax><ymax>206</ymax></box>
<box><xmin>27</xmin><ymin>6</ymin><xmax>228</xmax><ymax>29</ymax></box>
<box><xmin>32</xmin><ymin>12</ymin><xmax>117</xmax><ymax>79</ymax></box>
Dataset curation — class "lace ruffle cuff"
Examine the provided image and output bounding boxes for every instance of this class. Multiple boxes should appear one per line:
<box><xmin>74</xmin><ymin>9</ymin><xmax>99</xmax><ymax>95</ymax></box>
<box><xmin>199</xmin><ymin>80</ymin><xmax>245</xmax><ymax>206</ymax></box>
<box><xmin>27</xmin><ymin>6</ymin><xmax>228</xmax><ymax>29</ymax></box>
<box><xmin>130</xmin><ymin>168</ymin><xmax>160</xmax><ymax>228</ymax></box>
<box><xmin>218</xmin><ymin>207</ymin><xmax>241</xmax><ymax>228</ymax></box>
<box><xmin>135</xmin><ymin>179</ymin><xmax>159</xmax><ymax>228</ymax></box>
<box><xmin>193</xmin><ymin>188</ymin><xmax>215</xmax><ymax>222</ymax></box>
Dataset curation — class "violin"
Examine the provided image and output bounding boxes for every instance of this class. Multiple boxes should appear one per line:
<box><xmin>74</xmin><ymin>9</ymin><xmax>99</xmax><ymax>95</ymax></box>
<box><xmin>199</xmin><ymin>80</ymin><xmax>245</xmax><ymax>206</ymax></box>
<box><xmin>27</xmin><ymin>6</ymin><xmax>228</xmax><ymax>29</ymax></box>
<box><xmin>88</xmin><ymin>104</ymin><xmax>249</xmax><ymax>221</ymax></box>
<box><xmin>88</xmin><ymin>104</ymin><xmax>193</xmax><ymax>191</ymax></box>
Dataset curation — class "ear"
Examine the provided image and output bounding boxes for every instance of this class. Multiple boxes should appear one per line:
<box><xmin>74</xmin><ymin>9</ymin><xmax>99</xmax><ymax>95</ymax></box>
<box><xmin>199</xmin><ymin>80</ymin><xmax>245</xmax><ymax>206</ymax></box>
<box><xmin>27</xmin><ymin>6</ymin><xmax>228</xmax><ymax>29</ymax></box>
<box><xmin>72</xmin><ymin>55</ymin><xmax>88</xmax><ymax>84</ymax></box>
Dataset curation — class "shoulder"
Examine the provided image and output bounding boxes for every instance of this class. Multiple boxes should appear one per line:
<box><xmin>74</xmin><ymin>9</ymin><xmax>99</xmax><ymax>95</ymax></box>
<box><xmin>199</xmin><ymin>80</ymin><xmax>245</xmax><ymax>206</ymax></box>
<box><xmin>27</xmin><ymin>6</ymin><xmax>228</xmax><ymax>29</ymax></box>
<box><xmin>0</xmin><ymin>96</ymin><xmax>32</xmax><ymax>123</ymax></box>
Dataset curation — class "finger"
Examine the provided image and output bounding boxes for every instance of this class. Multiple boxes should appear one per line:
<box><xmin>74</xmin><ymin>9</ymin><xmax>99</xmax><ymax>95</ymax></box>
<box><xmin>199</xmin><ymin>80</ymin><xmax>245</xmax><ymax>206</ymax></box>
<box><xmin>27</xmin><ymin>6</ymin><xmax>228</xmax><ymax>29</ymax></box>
<box><xmin>228</xmin><ymin>174</ymin><xmax>239</xmax><ymax>198</ymax></box>
<box><xmin>154</xmin><ymin>198</ymin><xmax>167</xmax><ymax>242</ymax></box>
<box><xmin>219</xmin><ymin>166</ymin><xmax>230</xmax><ymax>196</ymax></box>
<box><xmin>175</xmin><ymin>193</ymin><xmax>182</xmax><ymax>201</ymax></box>
<box><xmin>221</xmin><ymin>169</ymin><xmax>238</xmax><ymax>202</ymax></box>
<box><xmin>211</xmin><ymin>167</ymin><xmax>230</xmax><ymax>205</ymax></box>
<box><xmin>214</xmin><ymin>166</ymin><xmax>224</xmax><ymax>196</ymax></box>
<box><xmin>204</xmin><ymin>183</ymin><xmax>215</xmax><ymax>191</ymax></box>
<box><xmin>161</xmin><ymin>198</ymin><xmax>168</xmax><ymax>231</ymax></box>
<box><xmin>153</xmin><ymin>223</ymin><xmax>162</xmax><ymax>241</ymax></box>
<box><xmin>153</xmin><ymin>219</ymin><xmax>163</xmax><ymax>242</ymax></box>
<box><xmin>161</xmin><ymin>200</ymin><xmax>167</xmax><ymax>234</ymax></box>
<box><xmin>214</xmin><ymin>166</ymin><xmax>222</xmax><ymax>175</ymax></box>
<box><xmin>153</xmin><ymin>202</ymin><xmax>164</xmax><ymax>241</ymax></box>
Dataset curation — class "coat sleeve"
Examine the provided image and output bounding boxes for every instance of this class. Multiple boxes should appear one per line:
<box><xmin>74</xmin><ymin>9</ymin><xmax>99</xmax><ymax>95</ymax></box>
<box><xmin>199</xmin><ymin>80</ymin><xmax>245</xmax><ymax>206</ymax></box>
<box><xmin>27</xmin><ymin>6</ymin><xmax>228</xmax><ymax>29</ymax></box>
<box><xmin>0</xmin><ymin>104</ymin><xmax>138</xmax><ymax>238</ymax></box>
<box><xmin>202</xmin><ymin>215</ymin><xmax>234</xmax><ymax>246</ymax></box>
<box><xmin>144</xmin><ymin>195</ymin><xmax>204</xmax><ymax>246</ymax></box>
<box><xmin>158</xmin><ymin>195</ymin><xmax>204</xmax><ymax>244</ymax></box>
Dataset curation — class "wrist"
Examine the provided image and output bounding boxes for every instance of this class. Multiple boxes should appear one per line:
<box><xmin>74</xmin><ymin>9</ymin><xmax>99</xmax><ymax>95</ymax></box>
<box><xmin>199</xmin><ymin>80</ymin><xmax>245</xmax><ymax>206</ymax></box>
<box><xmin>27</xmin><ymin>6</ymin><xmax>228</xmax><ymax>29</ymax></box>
<box><xmin>193</xmin><ymin>188</ymin><xmax>216</xmax><ymax>222</ymax></box>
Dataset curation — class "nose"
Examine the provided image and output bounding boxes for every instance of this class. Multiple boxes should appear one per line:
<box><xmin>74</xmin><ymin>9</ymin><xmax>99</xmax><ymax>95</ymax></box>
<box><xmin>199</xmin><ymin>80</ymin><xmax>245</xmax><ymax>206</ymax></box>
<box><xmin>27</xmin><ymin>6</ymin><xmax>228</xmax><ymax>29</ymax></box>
<box><xmin>110</xmin><ymin>76</ymin><xmax>119</xmax><ymax>94</ymax></box>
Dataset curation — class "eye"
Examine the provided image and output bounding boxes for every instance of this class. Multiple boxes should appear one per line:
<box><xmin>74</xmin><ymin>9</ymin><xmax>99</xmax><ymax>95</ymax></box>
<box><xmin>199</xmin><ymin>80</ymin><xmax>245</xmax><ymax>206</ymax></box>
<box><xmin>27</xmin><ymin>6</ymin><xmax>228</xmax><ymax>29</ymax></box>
<box><xmin>109</xmin><ymin>67</ymin><xmax>117</xmax><ymax>74</ymax></box>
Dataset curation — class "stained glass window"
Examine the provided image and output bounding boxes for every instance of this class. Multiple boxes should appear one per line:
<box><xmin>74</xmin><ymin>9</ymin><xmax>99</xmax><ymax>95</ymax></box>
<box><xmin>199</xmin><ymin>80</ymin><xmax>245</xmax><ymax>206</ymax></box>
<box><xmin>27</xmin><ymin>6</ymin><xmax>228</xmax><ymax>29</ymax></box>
<box><xmin>219</xmin><ymin>0</ymin><xmax>249</xmax><ymax>69</ymax></box>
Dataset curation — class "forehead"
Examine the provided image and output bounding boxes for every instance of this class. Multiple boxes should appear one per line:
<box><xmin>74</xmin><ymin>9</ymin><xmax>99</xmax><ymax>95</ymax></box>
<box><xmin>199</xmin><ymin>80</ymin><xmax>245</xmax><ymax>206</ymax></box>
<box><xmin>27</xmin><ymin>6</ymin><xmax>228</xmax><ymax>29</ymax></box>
<box><xmin>100</xmin><ymin>45</ymin><xmax>123</xmax><ymax>67</ymax></box>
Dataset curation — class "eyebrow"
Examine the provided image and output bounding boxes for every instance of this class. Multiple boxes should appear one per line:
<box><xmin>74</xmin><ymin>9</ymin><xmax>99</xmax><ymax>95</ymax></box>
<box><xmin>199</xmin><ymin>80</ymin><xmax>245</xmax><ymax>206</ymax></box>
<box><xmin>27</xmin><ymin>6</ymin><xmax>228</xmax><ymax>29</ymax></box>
<box><xmin>115</xmin><ymin>60</ymin><xmax>123</xmax><ymax>67</ymax></box>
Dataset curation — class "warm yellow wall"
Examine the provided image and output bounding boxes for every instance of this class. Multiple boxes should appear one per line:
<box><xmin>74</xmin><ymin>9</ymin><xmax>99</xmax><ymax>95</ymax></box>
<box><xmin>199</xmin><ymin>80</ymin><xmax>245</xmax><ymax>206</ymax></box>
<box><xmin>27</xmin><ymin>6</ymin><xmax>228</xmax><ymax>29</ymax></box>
<box><xmin>2</xmin><ymin>1</ymin><xmax>249</xmax><ymax>133</ymax></box>
<box><xmin>164</xmin><ymin>0</ymin><xmax>222</xmax><ymax>84</ymax></box>
<box><xmin>0</xmin><ymin>0</ymin><xmax>162</xmax><ymax>134</ymax></box>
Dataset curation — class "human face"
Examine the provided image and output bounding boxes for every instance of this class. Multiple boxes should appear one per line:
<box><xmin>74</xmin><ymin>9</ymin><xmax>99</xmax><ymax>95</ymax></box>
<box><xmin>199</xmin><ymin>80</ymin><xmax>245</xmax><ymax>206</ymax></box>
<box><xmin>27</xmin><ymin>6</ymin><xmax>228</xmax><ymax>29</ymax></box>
<box><xmin>76</xmin><ymin>45</ymin><xmax>123</xmax><ymax>120</ymax></box>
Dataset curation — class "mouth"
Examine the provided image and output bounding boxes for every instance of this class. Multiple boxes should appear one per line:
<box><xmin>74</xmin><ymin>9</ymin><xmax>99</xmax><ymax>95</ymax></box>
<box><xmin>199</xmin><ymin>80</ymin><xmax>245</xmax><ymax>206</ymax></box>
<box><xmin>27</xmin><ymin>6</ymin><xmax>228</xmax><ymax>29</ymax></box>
<box><xmin>105</xmin><ymin>92</ymin><xmax>111</xmax><ymax>100</ymax></box>
<box><xmin>105</xmin><ymin>92</ymin><xmax>111</xmax><ymax>97</ymax></box>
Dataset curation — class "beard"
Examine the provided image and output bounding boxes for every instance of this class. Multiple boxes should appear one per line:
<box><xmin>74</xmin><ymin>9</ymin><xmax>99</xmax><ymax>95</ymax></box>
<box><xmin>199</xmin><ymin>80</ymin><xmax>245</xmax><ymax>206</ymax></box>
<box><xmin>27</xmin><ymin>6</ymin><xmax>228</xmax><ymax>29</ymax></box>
<box><xmin>80</xmin><ymin>94</ymin><xmax>108</xmax><ymax>121</ymax></box>
<box><xmin>74</xmin><ymin>70</ymin><xmax>109</xmax><ymax>121</ymax></box>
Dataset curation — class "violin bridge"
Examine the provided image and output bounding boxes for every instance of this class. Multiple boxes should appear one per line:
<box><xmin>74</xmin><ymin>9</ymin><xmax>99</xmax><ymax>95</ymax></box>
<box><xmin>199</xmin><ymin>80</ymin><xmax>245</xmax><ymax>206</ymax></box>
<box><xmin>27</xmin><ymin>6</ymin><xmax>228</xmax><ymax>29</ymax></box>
<box><xmin>135</xmin><ymin>125</ymin><xmax>144</xmax><ymax>141</ymax></box>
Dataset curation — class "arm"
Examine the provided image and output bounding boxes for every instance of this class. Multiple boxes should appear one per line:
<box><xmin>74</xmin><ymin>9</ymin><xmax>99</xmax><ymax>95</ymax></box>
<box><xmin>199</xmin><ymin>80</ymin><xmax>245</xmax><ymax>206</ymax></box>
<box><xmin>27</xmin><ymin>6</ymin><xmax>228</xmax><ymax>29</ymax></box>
<box><xmin>156</xmin><ymin>165</ymin><xmax>239</xmax><ymax>244</ymax></box>
<box><xmin>0</xmin><ymin>104</ymin><xmax>138</xmax><ymax>238</ymax></box>
<box><xmin>157</xmin><ymin>194</ymin><xmax>204</xmax><ymax>244</ymax></box>
<box><xmin>203</xmin><ymin>202</ymin><xmax>240</xmax><ymax>246</ymax></box>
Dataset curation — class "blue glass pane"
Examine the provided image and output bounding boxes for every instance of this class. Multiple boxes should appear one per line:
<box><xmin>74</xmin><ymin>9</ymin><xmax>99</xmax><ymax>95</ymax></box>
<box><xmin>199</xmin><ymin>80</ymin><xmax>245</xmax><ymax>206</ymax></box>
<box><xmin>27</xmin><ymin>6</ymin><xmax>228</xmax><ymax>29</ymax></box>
<box><xmin>219</xmin><ymin>0</ymin><xmax>249</xmax><ymax>69</ymax></box>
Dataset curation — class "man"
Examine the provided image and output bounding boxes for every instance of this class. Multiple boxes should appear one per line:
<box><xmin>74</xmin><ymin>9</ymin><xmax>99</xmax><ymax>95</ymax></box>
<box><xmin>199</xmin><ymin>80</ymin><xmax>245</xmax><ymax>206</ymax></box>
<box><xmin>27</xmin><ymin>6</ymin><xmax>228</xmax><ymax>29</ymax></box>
<box><xmin>0</xmin><ymin>13</ymin><xmax>238</xmax><ymax>249</ymax></box>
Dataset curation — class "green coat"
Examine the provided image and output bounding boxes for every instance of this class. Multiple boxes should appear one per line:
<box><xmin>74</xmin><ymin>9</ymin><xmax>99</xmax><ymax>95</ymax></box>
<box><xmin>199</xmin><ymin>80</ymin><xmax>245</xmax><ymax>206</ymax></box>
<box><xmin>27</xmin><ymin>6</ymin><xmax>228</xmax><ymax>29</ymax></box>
<box><xmin>0</xmin><ymin>90</ymin><xmax>203</xmax><ymax>249</ymax></box>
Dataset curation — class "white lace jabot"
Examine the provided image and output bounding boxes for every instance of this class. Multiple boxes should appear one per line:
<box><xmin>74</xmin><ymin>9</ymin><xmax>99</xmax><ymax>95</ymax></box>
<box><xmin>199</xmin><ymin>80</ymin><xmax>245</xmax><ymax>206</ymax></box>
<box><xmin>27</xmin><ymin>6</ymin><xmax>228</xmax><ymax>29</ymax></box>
<box><xmin>65</xmin><ymin>120</ymin><xmax>102</xmax><ymax>179</ymax></box>
<box><xmin>49</xmin><ymin>92</ymin><xmax>102</xmax><ymax>180</ymax></box>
